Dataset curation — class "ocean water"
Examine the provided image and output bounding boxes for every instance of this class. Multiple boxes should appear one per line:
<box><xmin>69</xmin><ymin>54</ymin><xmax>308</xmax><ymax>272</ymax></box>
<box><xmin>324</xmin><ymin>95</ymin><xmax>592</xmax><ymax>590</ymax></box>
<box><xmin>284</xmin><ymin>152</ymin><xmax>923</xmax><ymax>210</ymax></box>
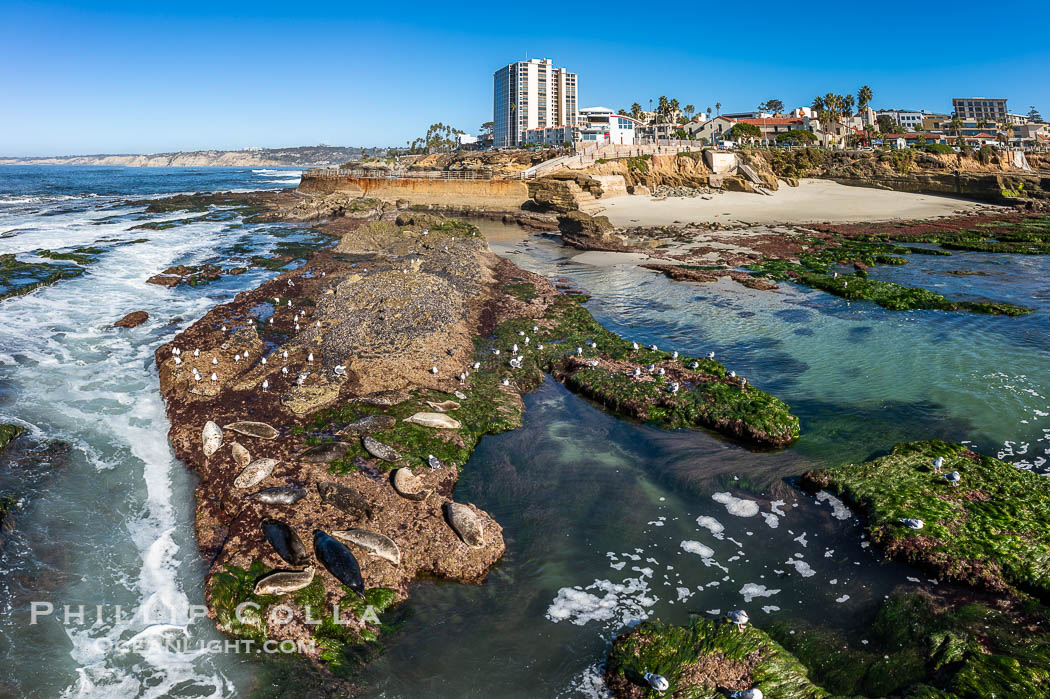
<box><xmin>2</xmin><ymin>170</ymin><xmax>1048</xmax><ymax>698</ymax></box>
<box><xmin>0</xmin><ymin>166</ymin><xmax>301</xmax><ymax>697</ymax></box>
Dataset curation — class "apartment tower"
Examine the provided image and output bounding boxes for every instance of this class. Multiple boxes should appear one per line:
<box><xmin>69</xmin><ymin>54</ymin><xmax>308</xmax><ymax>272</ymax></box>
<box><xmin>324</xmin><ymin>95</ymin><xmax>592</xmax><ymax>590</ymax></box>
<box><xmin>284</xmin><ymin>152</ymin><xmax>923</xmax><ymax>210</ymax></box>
<box><xmin>493</xmin><ymin>59</ymin><xmax>578</xmax><ymax>148</ymax></box>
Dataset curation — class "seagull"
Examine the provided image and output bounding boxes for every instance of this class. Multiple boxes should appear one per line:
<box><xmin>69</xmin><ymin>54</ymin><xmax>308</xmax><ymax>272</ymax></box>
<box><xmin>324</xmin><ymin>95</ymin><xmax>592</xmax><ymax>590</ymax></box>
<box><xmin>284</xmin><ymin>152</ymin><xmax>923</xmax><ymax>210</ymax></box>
<box><xmin>843</xmin><ymin>281</ymin><xmax>848</xmax><ymax>288</ymax></box>
<box><xmin>668</xmin><ymin>382</ymin><xmax>679</xmax><ymax>394</ymax></box>
<box><xmin>315</xmin><ymin>320</ymin><xmax>321</xmax><ymax>328</ymax></box>
<box><xmin>708</xmin><ymin>351</ymin><xmax>715</xmax><ymax>359</ymax></box>
<box><xmin>172</xmin><ymin>347</ymin><xmax>181</xmax><ymax>356</ymax></box>
<box><xmin>727</xmin><ymin>609</ymin><xmax>749</xmax><ymax>633</ymax></box>
<box><xmin>287</xmin><ymin>300</ymin><xmax>292</xmax><ymax>307</ymax></box>
<box><xmin>493</xmin><ymin>349</ymin><xmax>501</xmax><ymax>356</ymax></box>
<box><xmin>509</xmin><ymin>357</ymin><xmax>523</xmax><ymax>369</ymax></box>
<box><xmin>427</xmin><ymin>454</ymin><xmax>441</xmax><ymax>469</ymax></box>
<box><xmin>833</xmin><ymin>272</ymin><xmax>839</xmax><ymax>279</ymax></box>
<box><xmin>234</xmin><ymin>354</ymin><xmax>241</xmax><ymax>362</ymax></box>
<box><xmin>472</xmin><ymin>362</ymin><xmax>481</xmax><ymax>370</ymax></box>
<box><xmin>459</xmin><ymin>372</ymin><xmax>467</xmax><ymax>381</ymax></box>
<box><xmin>193</xmin><ymin>349</ymin><xmax>200</xmax><ymax>358</ymax></box>
<box><xmin>512</xmin><ymin>344</ymin><xmax>518</xmax><ymax>353</ymax></box>
<box><xmin>294</xmin><ymin>324</ymin><xmax>300</xmax><ymax>332</ymax></box>
<box><xmin>274</xmin><ymin>297</ymin><xmax>279</xmax><ymax>303</ymax></box>
<box><xmin>672</xmin><ymin>351</ymin><xmax>678</xmax><ymax>359</ymax></box>
<box><xmin>649</xmin><ymin>344</ymin><xmax>658</xmax><ymax>351</ymax></box>
<box><xmin>633</xmin><ymin>367</ymin><xmax>642</xmax><ymax>377</ymax></box>
<box><xmin>282</xmin><ymin>366</ymin><xmax>289</xmax><ymax>375</ymax></box>
<box><xmin>262</xmin><ymin>379</ymin><xmax>269</xmax><ymax>389</ymax></box>
<box><xmin>221</xmin><ymin>325</ymin><xmax>227</xmax><ymax>332</ymax></box>
<box><xmin>537</xmin><ymin>344</ymin><xmax>544</xmax><ymax>350</ymax></box>
<box><xmin>932</xmin><ymin>456</ymin><xmax>944</xmax><ymax>473</ymax></box>
<box><xmin>296</xmin><ymin>372</ymin><xmax>308</xmax><ymax>387</ymax></box>
<box><xmin>657</xmin><ymin>367</ymin><xmax>666</xmax><ymax>375</ymax></box>
<box><xmin>644</xmin><ymin>672</ymin><xmax>669</xmax><ymax>693</ymax></box>
<box><xmin>740</xmin><ymin>377</ymin><xmax>748</xmax><ymax>387</ymax></box>
<box><xmin>287</xmin><ymin>279</ymin><xmax>294</xmax><ymax>287</ymax></box>
<box><xmin>900</xmin><ymin>518</ymin><xmax>924</xmax><ymax>529</ymax></box>
<box><xmin>729</xmin><ymin>370</ymin><xmax>737</xmax><ymax>378</ymax></box>
<box><xmin>647</xmin><ymin>364</ymin><xmax>656</xmax><ymax>373</ymax></box>
<box><xmin>632</xmin><ymin>342</ymin><xmax>639</xmax><ymax>350</ymax></box>
<box><xmin>261</xmin><ymin>357</ymin><xmax>267</xmax><ymax>365</ymax></box>
<box><xmin>576</xmin><ymin>347</ymin><xmax>583</xmax><ymax>355</ymax></box>
<box><xmin>587</xmin><ymin>359</ymin><xmax>599</xmax><ymax>367</ymax></box>
<box><xmin>282</xmin><ymin>351</ymin><xmax>288</xmax><ymax>359</ymax></box>
<box><xmin>194</xmin><ymin>373</ymin><xmax>201</xmax><ymax>382</ymax></box>
<box><xmin>691</xmin><ymin>361</ymin><xmax>699</xmax><ymax>369</ymax></box>
<box><xmin>212</xmin><ymin>357</ymin><xmax>218</xmax><ymax>366</ymax></box>
<box><xmin>268</xmin><ymin>318</ymin><xmax>274</xmax><ymax>325</ymax></box>
<box><xmin>422</xmin><ymin>228</ymin><xmax>429</xmax><ymax>235</ymax></box>
<box><xmin>532</xmin><ymin>325</ymin><xmax>539</xmax><ymax>332</ymax></box>
<box><xmin>243</xmin><ymin>350</ymin><xmax>249</xmax><ymax>358</ymax></box>
<box><xmin>307</xmin><ymin>353</ymin><xmax>314</xmax><ymax>362</ymax></box>
<box><xmin>501</xmin><ymin>378</ymin><xmax>510</xmax><ymax>386</ymax></box>
<box><xmin>334</xmin><ymin>365</ymin><xmax>346</xmax><ymax>376</ymax></box>
<box><xmin>945</xmin><ymin>471</ymin><xmax>961</xmax><ymax>486</ymax></box>
<box><xmin>210</xmin><ymin>372</ymin><xmax>218</xmax><ymax>382</ymax></box>
<box><xmin>431</xmin><ymin>366</ymin><xmax>439</xmax><ymax>375</ymax></box>
<box><xmin>523</xmin><ymin>337</ymin><xmax>530</xmax><ymax>345</ymax></box>
<box><xmin>729</xmin><ymin>689</ymin><xmax>764</xmax><ymax>699</ymax></box>
<box><xmin>174</xmin><ymin>357</ymin><xmax>182</xmax><ymax>365</ymax></box>
<box><xmin>518</xmin><ymin>330</ymin><xmax>525</xmax><ymax>336</ymax></box>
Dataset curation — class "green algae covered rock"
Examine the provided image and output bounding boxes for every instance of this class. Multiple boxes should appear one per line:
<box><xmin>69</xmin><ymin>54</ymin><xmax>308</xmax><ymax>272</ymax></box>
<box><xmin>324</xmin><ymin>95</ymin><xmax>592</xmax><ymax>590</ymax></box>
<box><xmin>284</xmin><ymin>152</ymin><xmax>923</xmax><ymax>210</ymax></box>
<box><xmin>804</xmin><ymin>441</ymin><xmax>1050</xmax><ymax>598</ymax></box>
<box><xmin>605</xmin><ymin>617</ymin><xmax>827</xmax><ymax>698</ymax></box>
<box><xmin>0</xmin><ymin>424</ymin><xmax>23</xmax><ymax>453</ymax></box>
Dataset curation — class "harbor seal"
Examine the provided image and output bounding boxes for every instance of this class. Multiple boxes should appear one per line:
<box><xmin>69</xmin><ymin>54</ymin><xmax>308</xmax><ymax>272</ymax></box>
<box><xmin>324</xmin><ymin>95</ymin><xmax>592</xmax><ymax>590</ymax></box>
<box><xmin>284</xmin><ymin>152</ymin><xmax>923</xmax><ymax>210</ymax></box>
<box><xmin>353</xmin><ymin>390</ymin><xmax>411</xmax><ymax>407</ymax></box>
<box><xmin>202</xmin><ymin>421</ymin><xmax>222</xmax><ymax>457</ymax></box>
<box><xmin>298</xmin><ymin>442</ymin><xmax>351</xmax><ymax>463</ymax></box>
<box><xmin>331</xmin><ymin>528</ymin><xmax>401</xmax><ymax>566</ymax></box>
<box><xmin>425</xmin><ymin>400</ymin><xmax>460</xmax><ymax>413</ymax></box>
<box><xmin>313</xmin><ymin>530</ymin><xmax>365</xmax><ymax>597</ymax></box>
<box><xmin>262</xmin><ymin>518</ymin><xmax>309</xmax><ymax>566</ymax></box>
<box><xmin>403</xmin><ymin>412</ymin><xmax>461</xmax><ymax>429</ymax></box>
<box><xmin>253</xmin><ymin>566</ymin><xmax>315</xmax><ymax>595</ymax></box>
<box><xmin>444</xmin><ymin>502</ymin><xmax>484</xmax><ymax>547</ymax></box>
<box><xmin>230</xmin><ymin>442</ymin><xmax>251</xmax><ymax>469</ymax></box>
<box><xmin>363</xmin><ymin>435</ymin><xmax>400</xmax><ymax>462</ymax></box>
<box><xmin>223</xmin><ymin>421</ymin><xmax>279</xmax><ymax>439</ymax></box>
<box><xmin>336</xmin><ymin>414</ymin><xmax>396</xmax><ymax>437</ymax></box>
<box><xmin>317</xmin><ymin>482</ymin><xmax>374</xmax><ymax>520</ymax></box>
<box><xmin>233</xmin><ymin>458</ymin><xmax>277</xmax><ymax>489</ymax></box>
<box><xmin>391</xmin><ymin>468</ymin><xmax>431</xmax><ymax>501</ymax></box>
<box><xmin>250</xmin><ymin>486</ymin><xmax>307</xmax><ymax>505</ymax></box>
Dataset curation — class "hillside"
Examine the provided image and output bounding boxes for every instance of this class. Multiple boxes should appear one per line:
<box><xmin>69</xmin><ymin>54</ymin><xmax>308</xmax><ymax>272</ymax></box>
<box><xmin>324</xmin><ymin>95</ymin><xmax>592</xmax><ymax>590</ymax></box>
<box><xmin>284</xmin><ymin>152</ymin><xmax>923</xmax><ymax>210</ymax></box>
<box><xmin>0</xmin><ymin>145</ymin><xmax>375</xmax><ymax>168</ymax></box>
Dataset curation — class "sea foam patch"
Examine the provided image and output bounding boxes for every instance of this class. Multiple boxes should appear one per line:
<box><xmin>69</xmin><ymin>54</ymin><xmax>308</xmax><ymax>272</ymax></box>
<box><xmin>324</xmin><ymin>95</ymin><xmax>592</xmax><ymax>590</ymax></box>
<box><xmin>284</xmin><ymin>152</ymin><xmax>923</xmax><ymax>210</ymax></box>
<box><xmin>712</xmin><ymin>492</ymin><xmax>760</xmax><ymax>517</ymax></box>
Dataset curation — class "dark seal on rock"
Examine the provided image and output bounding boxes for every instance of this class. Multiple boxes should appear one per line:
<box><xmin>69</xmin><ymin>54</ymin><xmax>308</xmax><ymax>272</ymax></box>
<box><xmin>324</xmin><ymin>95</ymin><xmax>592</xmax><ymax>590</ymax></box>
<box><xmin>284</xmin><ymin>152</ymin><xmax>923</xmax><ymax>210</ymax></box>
<box><xmin>262</xmin><ymin>518</ymin><xmax>309</xmax><ymax>566</ymax></box>
<box><xmin>298</xmin><ymin>442</ymin><xmax>351</xmax><ymax>463</ymax></box>
<box><xmin>317</xmin><ymin>482</ymin><xmax>374</xmax><ymax>520</ymax></box>
<box><xmin>336</xmin><ymin>415</ymin><xmax>396</xmax><ymax>437</ymax></box>
<box><xmin>363</xmin><ymin>435</ymin><xmax>400</xmax><ymax>462</ymax></box>
<box><xmin>313</xmin><ymin>530</ymin><xmax>365</xmax><ymax>597</ymax></box>
<box><xmin>114</xmin><ymin>311</ymin><xmax>148</xmax><ymax>328</ymax></box>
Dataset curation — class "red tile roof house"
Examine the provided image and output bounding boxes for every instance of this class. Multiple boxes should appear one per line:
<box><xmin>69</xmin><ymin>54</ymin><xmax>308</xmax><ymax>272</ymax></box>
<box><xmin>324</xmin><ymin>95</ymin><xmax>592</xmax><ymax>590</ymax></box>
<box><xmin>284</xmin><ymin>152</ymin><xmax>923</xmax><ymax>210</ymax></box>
<box><xmin>687</xmin><ymin>115</ymin><xmax>820</xmax><ymax>145</ymax></box>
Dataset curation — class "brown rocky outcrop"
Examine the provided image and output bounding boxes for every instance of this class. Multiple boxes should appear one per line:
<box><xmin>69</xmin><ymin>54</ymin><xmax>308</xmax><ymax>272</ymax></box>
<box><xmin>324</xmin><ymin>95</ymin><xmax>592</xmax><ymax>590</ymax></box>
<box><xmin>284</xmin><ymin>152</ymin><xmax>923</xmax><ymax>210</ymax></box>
<box><xmin>114</xmin><ymin>311</ymin><xmax>148</xmax><ymax>328</ymax></box>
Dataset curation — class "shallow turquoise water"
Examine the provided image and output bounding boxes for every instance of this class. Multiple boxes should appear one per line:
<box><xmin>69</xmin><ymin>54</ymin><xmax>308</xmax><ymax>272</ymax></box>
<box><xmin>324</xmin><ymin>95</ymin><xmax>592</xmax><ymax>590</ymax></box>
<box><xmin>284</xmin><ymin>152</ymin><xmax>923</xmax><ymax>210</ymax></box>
<box><xmin>360</xmin><ymin>222</ymin><xmax>1050</xmax><ymax>697</ymax></box>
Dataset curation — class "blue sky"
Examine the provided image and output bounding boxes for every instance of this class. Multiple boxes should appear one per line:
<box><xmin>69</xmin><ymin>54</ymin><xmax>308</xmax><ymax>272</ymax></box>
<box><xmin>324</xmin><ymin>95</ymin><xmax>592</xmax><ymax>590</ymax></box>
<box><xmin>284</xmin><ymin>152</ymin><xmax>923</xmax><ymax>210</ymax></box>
<box><xmin>4</xmin><ymin>1</ymin><xmax>1049</xmax><ymax>156</ymax></box>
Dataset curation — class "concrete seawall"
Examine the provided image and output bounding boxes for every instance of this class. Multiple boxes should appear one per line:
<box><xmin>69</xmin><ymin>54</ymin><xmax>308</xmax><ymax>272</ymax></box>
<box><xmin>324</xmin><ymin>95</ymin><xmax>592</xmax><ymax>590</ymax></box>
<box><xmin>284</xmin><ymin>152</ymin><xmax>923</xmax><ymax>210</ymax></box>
<box><xmin>298</xmin><ymin>173</ymin><xmax>530</xmax><ymax>211</ymax></box>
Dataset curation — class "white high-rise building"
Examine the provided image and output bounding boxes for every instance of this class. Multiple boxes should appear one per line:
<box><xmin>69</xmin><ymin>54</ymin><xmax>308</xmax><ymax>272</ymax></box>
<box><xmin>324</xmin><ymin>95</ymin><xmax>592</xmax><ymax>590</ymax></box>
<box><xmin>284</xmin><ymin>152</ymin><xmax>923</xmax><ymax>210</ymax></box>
<box><xmin>493</xmin><ymin>58</ymin><xmax>578</xmax><ymax>148</ymax></box>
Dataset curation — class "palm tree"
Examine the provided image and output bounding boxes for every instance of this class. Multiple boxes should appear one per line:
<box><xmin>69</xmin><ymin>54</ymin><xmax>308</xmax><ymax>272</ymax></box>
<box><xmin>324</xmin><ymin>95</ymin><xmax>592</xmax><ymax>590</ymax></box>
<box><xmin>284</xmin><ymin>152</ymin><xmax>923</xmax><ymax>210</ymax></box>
<box><xmin>630</xmin><ymin>102</ymin><xmax>643</xmax><ymax>121</ymax></box>
<box><xmin>684</xmin><ymin>104</ymin><xmax>695</xmax><ymax>122</ymax></box>
<box><xmin>715</xmin><ymin>102</ymin><xmax>722</xmax><ymax>116</ymax></box>
<box><xmin>857</xmin><ymin>85</ymin><xmax>873</xmax><ymax>113</ymax></box>
<box><xmin>998</xmin><ymin>119</ymin><xmax>1013</xmax><ymax>146</ymax></box>
<box><xmin>950</xmin><ymin>116</ymin><xmax>964</xmax><ymax>139</ymax></box>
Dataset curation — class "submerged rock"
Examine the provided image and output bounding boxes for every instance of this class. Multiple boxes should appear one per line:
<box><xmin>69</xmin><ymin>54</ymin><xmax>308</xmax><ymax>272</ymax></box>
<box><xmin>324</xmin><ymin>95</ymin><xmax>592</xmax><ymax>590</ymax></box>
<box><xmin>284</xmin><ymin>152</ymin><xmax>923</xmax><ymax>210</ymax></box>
<box><xmin>223</xmin><ymin>421</ymin><xmax>279</xmax><ymax>439</ymax></box>
<box><xmin>113</xmin><ymin>310</ymin><xmax>148</xmax><ymax>328</ymax></box>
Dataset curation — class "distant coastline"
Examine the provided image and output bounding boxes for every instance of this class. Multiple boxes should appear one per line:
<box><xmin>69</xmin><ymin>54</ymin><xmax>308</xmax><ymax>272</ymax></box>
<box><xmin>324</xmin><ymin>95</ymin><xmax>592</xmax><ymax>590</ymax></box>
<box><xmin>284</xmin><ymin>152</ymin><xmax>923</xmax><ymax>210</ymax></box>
<box><xmin>0</xmin><ymin>144</ymin><xmax>368</xmax><ymax>168</ymax></box>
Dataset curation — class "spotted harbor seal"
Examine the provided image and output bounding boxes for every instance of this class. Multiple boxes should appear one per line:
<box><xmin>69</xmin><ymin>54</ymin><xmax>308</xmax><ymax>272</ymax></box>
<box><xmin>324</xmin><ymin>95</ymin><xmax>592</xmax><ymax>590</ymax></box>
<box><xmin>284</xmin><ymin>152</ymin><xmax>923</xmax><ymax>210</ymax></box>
<box><xmin>403</xmin><ymin>412</ymin><xmax>461</xmax><ymax>429</ymax></box>
<box><xmin>253</xmin><ymin>566</ymin><xmax>315</xmax><ymax>595</ymax></box>
<box><xmin>336</xmin><ymin>415</ymin><xmax>396</xmax><ymax>437</ymax></box>
<box><xmin>262</xmin><ymin>518</ymin><xmax>309</xmax><ymax>566</ymax></box>
<box><xmin>202</xmin><ymin>421</ymin><xmax>223</xmax><ymax>457</ymax></box>
<box><xmin>223</xmin><ymin>421</ymin><xmax>279</xmax><ymax>439</ymax></box>
<box><xmin>298</xmin><ymin>442</ymin><xmax>351</xmax><ymax>463</ymax></box>
<box><xmin>317</xmin><ymin>482</ymin><xmax>374</xmax><ymax>519</ymax></box>
<box><xmin>425</xmin><ymin>400</ymin><xmax>460</xmax><ymax>413</ymax></box>
<box><xmin>331</xmin><ymin>528</ymin><xmax>401</xmax><ymax>566</ymax></box>
<box><xmin>391</xmin><ymin>468</ymin><xmax>431</xmax><ymax>501</ymax></box>
<box><xmin>313</xmin><ymin>530</ymin><xmax>365</xmax><ymax>597</ymax></box>
<box><xmin>363</xmin><ymin>435</ymin><xmax>400</xmax><ymax>462</ymax></box>
<box><xmin>230</xmin><ymin>442</ymin><xmax>251</xmax><ymax>469</ymax></box>
<box><xmin>233</xmin><ymin>458</ymin><xmax>277</xmax><ymax>489</ymax></box>
<box><xmin>353</xmin><ymin>390</ymin><xmax>411</xmax><ymax>407</ymax></box>
<box><xmin>445</xmin><ymin>501</ymin><xmax>484</xmax><ymax>547</ymax></box>
<box><xmin>250</xmin><ymin>486</ymin><xmax>307</xmax><ymax>505</ymax></box>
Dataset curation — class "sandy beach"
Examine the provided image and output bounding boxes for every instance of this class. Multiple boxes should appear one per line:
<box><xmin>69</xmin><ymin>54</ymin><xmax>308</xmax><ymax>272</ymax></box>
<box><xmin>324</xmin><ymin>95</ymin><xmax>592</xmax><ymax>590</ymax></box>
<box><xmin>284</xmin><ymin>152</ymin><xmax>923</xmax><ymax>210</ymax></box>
<box><xmin>598</xmin><ymin>179</ymin><xmax>995</xmax><ymax>227</ymax></box>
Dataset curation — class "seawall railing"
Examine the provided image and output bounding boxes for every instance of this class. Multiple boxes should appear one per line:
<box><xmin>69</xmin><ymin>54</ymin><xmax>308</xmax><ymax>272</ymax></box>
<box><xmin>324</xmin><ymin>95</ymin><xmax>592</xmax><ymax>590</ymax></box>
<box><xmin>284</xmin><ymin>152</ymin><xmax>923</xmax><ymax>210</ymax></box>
<box><xmin>303</xmin><ymin>168</ymin><xmax>497</xmax><ymax>181</ymax></box>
